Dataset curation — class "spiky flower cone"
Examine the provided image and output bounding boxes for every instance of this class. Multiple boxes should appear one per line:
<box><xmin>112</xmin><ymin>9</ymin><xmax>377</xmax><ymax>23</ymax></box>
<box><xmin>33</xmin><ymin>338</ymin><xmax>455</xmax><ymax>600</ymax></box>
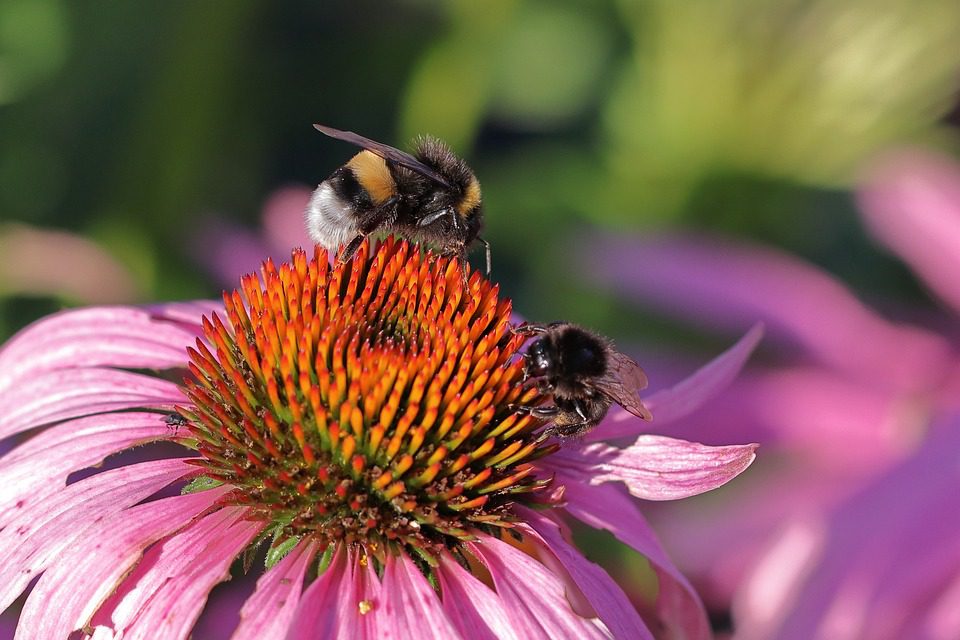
<box><xmin>181</xmin><ymin>238</ymin><xmax>555</xmax><ymax>564</ymax></box>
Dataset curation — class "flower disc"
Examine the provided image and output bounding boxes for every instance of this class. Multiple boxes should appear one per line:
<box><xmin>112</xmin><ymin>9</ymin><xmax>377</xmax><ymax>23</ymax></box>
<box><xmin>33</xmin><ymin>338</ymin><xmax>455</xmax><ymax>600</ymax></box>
<box><xmin>181</xmin><ymin>238</ymin><xmax>555</xmax><ymax>560</ymax></box>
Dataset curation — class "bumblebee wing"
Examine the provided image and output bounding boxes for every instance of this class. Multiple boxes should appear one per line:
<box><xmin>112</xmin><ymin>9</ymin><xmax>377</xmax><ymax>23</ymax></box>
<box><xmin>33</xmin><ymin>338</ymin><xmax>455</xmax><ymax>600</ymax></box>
<box><xmin>590</xmin><ymin>351</ymin><xmax>653</xmax><ymax>421</ymax></box>
<box><xmin>313</xmin><ymin>124</ymin><xmax>453</xmax><ymax>188</ymax></box>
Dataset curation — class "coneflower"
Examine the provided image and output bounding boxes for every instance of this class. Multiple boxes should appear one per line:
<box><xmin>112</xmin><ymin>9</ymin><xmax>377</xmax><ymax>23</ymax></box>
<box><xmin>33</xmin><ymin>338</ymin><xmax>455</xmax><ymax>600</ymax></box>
<box><xmin>0</xmin><ymin>237</ymin><xmax>758</xmax><ymax>639</ymax></box>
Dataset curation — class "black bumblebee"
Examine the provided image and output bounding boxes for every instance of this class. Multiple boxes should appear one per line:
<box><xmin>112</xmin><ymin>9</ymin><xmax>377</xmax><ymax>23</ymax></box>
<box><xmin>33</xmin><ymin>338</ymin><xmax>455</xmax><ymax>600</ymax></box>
<box><xmin>513</xmin><ymin>322</ymin><xmax>653</xmax><ymax>438</ymax></box>
<box><xmin>306</xmin><ymin>124</ymin><xmax>489</xmax><ymax>273</ymax></box>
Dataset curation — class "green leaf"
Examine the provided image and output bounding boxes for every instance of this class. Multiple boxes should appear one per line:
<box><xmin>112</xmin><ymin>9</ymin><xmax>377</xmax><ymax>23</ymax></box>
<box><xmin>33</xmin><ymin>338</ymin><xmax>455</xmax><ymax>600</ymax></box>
<box><xmin>181</xmin><ymin>475</ymin><xmax>223</xmax><ymax>495</ymax></box>
<box><xmin>266</xmin><ymin>535</ymin><xmax>301</xmax><ymax>569</ymax></box>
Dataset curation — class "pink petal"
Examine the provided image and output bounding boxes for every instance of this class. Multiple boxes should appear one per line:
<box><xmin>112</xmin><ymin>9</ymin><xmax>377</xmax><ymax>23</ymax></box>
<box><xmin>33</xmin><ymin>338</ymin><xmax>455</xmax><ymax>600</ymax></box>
<box><xmin>0</xmin><ymin>458</ymin><xmax>194</xmax><ymax>613</ymax></box>
<box><xmin>660</xmin><ymin>365</ymin><xmax>912</xmax><ymax>468</ymax></box>
<box><xmin>146</xmin><ymin>300</ymin><xmax>223</xmax><ymax>334</ymax></box>
<box><xmin>583</xmin><ymin>233</ymin><xmax>953</xmax><ymax>393</ymax></box>
<box><xmin>468</xmin><ymin>535</ymin><xmax>609</xmax><ymax>639</ymax></box>
<box><xmin>261</xmin><ymin>185</ymin><xmax>314</xmax><ymax>252</ymax></box>
<box><xmin>290</xmin><ymin>547</ymin><xmax>382</xmax><ymax>640</ymax></box>
<box><xmin>554</xmin><ymin>436</ymin><xmax>757</xmax><ymax>501</ymax></box>
<box><xmin>735</xmin><ymin>422</ymin><xmax>960</xmax><ymax>640</ymax></box>
<box><xmin>373</xmin><ymin>553</ymin><xmax>460</xmax><ymax>639</ymax></box>
<box><xmin>925</xmin><ymin>571</ymin><xmax>960</xmax><ymax>639</ymax></box>
<box><xmin>436</xmin><ymin>554</ymin><xmax>519</xmax><ymax>640</ymax></box>
<box><xmin>192</xmin><ymin>218</ymin><xmax>275</xmax><ymax>288</ymax></box>
<box><xmin>858</xmin><ymin>149</ymin><xmax>960</xmax><ymax>315</ymax></box>
<box><xmin>231</xmin><ymin>541</ymin><xmax>318</xmax><ymax>640</ymax></box>
<box><xmin>562</xmin><ymin>478</ymin><xmax>712</xmax><ymax>640</ymax></box>
<box><xmin>0</xmin><ymin>412</ymin><xmax>173</xmax><ymax>520</ymax></box>
<box><xmin>643</xmin><ymin>462</ymin><xmax>866</xmax><ymax>610</ymax></box>
<box><xmin>519</xmin><ymin>508</ymin><xmax>654</xmax><ymax>639</ymax></box>
<box><xmin>15</xmin><ymin>486</ymin><xmax>230</xmax><ymax>639</ymax></box>
<box><xmin>0</xmin><ymin>306</ymin><xmax>196</xmax><ymax>395</ymax></box>
<box><xmin>287</xmin><ymin>548</ymin><xmax>347</xmax><ymax>639</ymax></box>
<box><xmin>0</xmin><ymin>224</ymin><xmax>138</xmax><ymax>304</ymax></box>
<box><xmin>590</xmin><ymin>323</ymin><xmax>763</xmax><ymax>441</ymax></box>
<box><xmin>0</xmin><ymin>368</ymin><xmax>184</xmax><ymax>439</ymax></box>
<box><xmin>89</xmin><ymin>506</ymin><xmax>262</xmax><ymax>640</ymax></box>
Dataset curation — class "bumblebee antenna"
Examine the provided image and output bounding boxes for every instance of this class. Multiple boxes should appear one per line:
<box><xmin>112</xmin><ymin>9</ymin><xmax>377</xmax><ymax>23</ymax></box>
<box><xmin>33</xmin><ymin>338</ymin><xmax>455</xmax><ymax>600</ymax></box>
<box><xmin>478</xmin><ymin>237</ymin><xmax>492</xmax><ymax>276</ymax></box>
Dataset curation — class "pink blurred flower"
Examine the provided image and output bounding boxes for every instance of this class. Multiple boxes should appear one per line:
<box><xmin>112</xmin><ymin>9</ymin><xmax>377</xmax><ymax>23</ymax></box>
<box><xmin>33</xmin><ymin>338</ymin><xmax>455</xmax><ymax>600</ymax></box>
<box><xmin>0</xmin><ymin>238</ymin><xmax>757</xmax><ymax>639</ymax></box>
<box><xmin>0</xmin><ymin>224</ymin><xmax>139</xmax><ymax>304</ymax></box>
<box><xmin>580</xmin><ymin>148</ymin><xmax>960</xmax><ymax>637</ymax></box>
<box><xmin>192</xmin><ymin>185</ymin><xmax>314</xmax><ymax>287</ymax></box>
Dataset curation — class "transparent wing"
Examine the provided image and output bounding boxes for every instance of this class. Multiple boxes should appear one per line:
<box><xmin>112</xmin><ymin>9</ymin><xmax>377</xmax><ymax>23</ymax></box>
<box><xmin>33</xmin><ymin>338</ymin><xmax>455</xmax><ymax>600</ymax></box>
<box><xmin>313</xmin><ymin>124</ymin><xmax>453</xmax><ymax>188</ymax></box>
<box><xmin>590</xmin><ymin>351</ymin><xmax>653</xmax><ymax>421</ymax></box>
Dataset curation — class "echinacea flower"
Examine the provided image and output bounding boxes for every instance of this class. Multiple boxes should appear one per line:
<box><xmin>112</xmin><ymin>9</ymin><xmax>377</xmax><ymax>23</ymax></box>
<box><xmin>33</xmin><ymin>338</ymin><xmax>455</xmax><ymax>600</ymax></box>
<box><xmin>0</xmin><ymin>237</ymin><xmax>758</xmax><ymax>639</ymax></box>
<box><xmin>578</xmin><ymin>148</ymin><xmax>960</xmax><ymax>637</ymax></box>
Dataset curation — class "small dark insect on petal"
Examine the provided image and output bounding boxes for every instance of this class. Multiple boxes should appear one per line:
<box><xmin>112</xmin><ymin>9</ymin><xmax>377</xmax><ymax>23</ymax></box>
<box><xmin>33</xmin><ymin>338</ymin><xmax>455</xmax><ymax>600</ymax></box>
<box><xmin>163</xmin><ymin>412</ymin><xmax>188</xmax><ymax>433</ymax></box>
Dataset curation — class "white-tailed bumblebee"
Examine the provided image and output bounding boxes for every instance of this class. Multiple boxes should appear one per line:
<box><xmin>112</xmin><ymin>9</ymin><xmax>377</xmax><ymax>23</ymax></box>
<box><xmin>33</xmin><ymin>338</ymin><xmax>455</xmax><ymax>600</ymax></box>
<box><xmin>306</xmin><ymin>124</ymin><xmax>489</xmax><ymax>273</ymax></box>
<box><xmin>513</xmin><ymin>322</ymin><xmax>653</xmax><ymax>438</ymax></box>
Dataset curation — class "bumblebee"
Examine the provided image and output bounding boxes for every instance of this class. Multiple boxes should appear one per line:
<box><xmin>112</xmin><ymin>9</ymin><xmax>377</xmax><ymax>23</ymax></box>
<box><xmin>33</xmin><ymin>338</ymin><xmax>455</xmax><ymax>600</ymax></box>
<box><xmin>512</xmin><ymin>322</ymin><xmax>653</xmax><ymax>438</ymax></box>
<box><xmin>306</xmin><ymin>125</ymin><xmax>489</xmax><ymax>273</ymax></box>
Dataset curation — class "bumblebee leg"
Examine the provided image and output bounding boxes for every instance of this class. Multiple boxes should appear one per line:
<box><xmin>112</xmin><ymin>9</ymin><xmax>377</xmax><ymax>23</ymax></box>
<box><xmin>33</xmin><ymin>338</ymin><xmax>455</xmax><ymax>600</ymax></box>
<box><xmin>477</xmin><ymin>237</ymin><xmax>492</xmax><ymax>276</ymax></box>
<box><xmin>337</xmin><ymin>199</ymin><xmax>399</xmax><ymax>264</ymax></box>
<box><xmin>511</xmin><ymin>323</ymin><xmax>549</xmax><ymax>336</ymax></box>
<box><xmin>573</xmin><ymin>399</ymin><xmax>589</xmax><ymax>422</ymax></box>
<box><xmin>508</xmin><ymin>403</ymin><xmax>561</xmax><ymax>419</ymax></box>
<box><xmin>337</xmin><ymin>234</ymin><xmax>367</xmax><ymax>263</ymax></box>
<box><xmin>545</xmin><ymin>420</ymin><xmax>592</xmax><ymax>438</ymax></box>
<box><xmin>417</xmin><ymin>210</ymin><xmax>447</xmax><ymax>227</ymax></box>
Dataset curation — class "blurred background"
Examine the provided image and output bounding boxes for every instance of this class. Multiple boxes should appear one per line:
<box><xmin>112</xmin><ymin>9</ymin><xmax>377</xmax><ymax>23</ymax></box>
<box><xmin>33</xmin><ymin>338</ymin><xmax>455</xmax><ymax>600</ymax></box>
<box><xmin>3</xmin><ymin>0</ymin><xmax>960</xmax><ymax>637</ymax></box>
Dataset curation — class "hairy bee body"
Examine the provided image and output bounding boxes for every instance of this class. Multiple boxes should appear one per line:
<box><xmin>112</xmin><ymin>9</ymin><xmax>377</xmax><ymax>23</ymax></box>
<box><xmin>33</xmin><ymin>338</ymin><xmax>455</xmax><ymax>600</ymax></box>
<box><xmin>307</xmin><ymin>126</ymin><xmax>485</xmax><ymax>270</ymax></box>
<box><xmin>515</xmin><ymin>323</ymin><xmax>653</xmax><ymax>438</ymax></box>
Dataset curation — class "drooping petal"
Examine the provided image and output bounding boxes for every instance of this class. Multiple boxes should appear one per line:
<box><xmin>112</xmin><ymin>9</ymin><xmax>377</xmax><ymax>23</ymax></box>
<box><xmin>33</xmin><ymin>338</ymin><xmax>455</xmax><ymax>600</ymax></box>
<box><xmin>562</xmin><ymin>478</ymin><xmax>712</xmax><ymax>640</ymax></box>
<box><xmin>0</xmin><ymin>412</ymin><xmax>172</xmax><ymax>519</ymax></box>
<box><xmin>552</xmin><ymin>436</ymin><xmax>757</xmax><ymax>501</ymax></box>
<box><xmin>468</xmin><ymin>535</ymin><xmax>609</xmax><ymax>640</ymax></box>
<box><xmin>858</xmin><ymin>149</ymin><xmax>960</xmax><ymax>316</ymax></box>
<box><xmin>372</xmin><ymin>552</ymin><xmax>461</xmax><ymax>640</ymax></box>
<box><xmin>15</xmin><ymin>487</ymin><xmax>230</xmax><ymax>640</ymax></box>
<box><xmin>0</xmin><ymin>457</ymin><xmax>194</xmax><ymax>613</ymax></box>
<box><xmin>519</xmin><ymin>508</ymin><xmax>654</xmax><ymax>640</ymax></box>
<box><xmin>0</xmin><ymin>224</ymin><xmax>138</xmax><ymax>304</ymax></box>
<box><xmin>659</xmin><ymin>365</ymin><xmax>913</xmax><ymax>468</ymax></box>
<box><xmin>643</xmin><ymin>461</ymin><xmax>867</xmax><ymax>611</ymax></box>
<box><xmin>88</xmin><ymin>506</ymin><xmax>262</xmax><ymax>640</ymax></box>
<box><xmin>581</xmin><ymin>233</ymin><xmax>952</xmax><ymax>393</ymax></box>
<box><xmin>0</xmin><ymin>368</ymin><xmax>184</xmax><ymax>440</ymax></box>
<box><xmin>734</xmin><ymin>421</ymin><xmax>960</xmax><ymax>640</ymax></box>
<box><xmin>287</xmin><ymin>548</ymin><xmax>346</xmax><ymax>640</ymax></box>
<box><xmin>0</xmin><ymin>306</ymin><xmax>196</xmax><ymax>394</ymax></box>
<box><xmin>436</xmin><ymin>554</ymin><xmax>519</xmax><ymax>640</ymax></box>
<box><xmin>924</xmin><ymin>571</ymin><xmax>960</xmax><ymax>640</ymax></box>
<box><xmin>289</xmin><ymin>547</ymin><xmax>381</xmax><ymax>640</ymax></box>
<box><xmin>589</xmin><ymin>323</ymin><xmax>763</xmax><ymax>441</ymax></box>
<box><xmin>231</xmin><ymin>541</ymin><xmax>317</xmax><ymax>640</ymax></box>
